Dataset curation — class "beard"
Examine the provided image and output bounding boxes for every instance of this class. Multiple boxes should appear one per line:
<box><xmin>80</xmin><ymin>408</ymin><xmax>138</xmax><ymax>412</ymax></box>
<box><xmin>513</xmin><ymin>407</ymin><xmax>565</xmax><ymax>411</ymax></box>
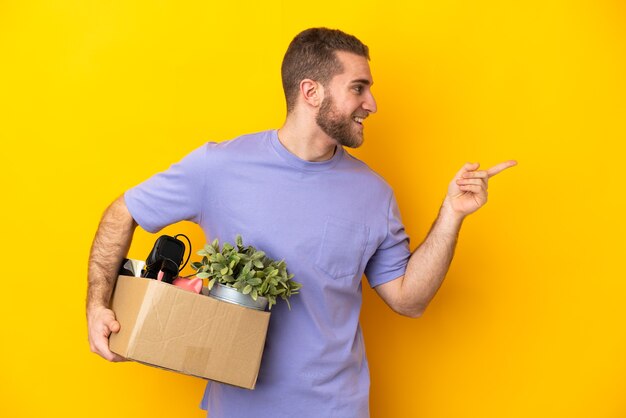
<box><xmin>315</xmin><ymin>94</ymin><xmax>363</xmax><ymax>149</ymax></box>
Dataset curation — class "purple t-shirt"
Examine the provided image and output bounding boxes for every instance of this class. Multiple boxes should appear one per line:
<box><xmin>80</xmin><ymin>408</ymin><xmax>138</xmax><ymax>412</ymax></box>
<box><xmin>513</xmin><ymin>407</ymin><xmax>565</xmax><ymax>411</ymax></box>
<box><xmin>124</xmin><ymin>130</ymin><xmax>410</xmax><ymax>418</ymax></box>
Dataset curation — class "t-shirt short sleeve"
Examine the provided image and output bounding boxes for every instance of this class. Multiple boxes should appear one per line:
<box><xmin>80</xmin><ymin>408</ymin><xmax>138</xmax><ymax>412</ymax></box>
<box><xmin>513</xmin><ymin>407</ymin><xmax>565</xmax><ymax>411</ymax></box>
<box><xmin>365</xmin><ymin>192</ymin><xmax>411</xmax><ymax>287</ymax></box>
<box><xmin>124</xmin><ymin>144</ymin><xmax>208</xmax><ymax>233</ymax></box>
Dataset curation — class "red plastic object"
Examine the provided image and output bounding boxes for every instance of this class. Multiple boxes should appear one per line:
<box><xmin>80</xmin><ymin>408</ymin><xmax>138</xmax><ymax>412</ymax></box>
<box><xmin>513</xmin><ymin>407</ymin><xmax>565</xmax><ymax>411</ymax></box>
<box><xmin>172</xmin><ymin>277</ymin><xmax>203</xmax><ymax>294</ymax></box>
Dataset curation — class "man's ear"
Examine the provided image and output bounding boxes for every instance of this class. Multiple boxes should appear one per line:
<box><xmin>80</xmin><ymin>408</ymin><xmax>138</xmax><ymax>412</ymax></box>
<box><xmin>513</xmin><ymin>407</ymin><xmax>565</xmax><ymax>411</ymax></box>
<box><xmin>299</xmin><ymin>79</ymin><xmax>323</xmax><ymax>107</ymax></box>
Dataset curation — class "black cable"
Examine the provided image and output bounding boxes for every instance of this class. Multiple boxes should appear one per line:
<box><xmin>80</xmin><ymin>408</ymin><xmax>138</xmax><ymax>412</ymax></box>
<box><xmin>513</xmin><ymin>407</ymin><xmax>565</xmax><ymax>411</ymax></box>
<box><xmin>175</xmin><ymin>233</ymin><xmax>192</xmax><ymax>272</ymax></box>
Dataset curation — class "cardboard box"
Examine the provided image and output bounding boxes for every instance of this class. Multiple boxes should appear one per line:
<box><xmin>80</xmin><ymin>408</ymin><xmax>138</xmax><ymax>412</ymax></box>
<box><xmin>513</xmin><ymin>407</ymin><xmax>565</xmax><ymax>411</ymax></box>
<box><xmin>109</xmin><ymin>275</ymin><xmax>270</xmax><ymax>389</ymax></box>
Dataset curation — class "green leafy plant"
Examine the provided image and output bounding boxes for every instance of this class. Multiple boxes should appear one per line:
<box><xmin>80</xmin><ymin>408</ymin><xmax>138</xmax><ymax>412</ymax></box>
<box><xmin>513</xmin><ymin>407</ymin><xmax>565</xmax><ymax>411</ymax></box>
<box><xmin>191</xmin><ymin>235</ymin><xmax>302</xmax><ymax>310</ymax></box>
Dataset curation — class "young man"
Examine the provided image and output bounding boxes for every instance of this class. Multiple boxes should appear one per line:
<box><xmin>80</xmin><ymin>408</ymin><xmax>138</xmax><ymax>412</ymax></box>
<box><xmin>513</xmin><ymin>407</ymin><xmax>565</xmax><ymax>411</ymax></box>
<box><xmin>87</xmin><ymin>28</ymin><xmax>516</xmax><ymax>417</ymax></box>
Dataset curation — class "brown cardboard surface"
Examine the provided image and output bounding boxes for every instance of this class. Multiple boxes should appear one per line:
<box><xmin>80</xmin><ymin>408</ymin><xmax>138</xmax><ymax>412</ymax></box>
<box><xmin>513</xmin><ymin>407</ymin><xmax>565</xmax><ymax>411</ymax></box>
<box><xmin>109</xmin><ymin>275</ymin><xmax>270</xmax><ymax>389</ymax></box>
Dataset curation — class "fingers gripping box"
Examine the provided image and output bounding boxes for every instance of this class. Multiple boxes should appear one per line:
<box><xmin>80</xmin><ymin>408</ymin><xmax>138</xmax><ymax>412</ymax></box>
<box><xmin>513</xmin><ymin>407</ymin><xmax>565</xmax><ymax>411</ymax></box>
<box><xmin>109</xmin><ymin>275</ymin><xmax>270</xmax><ymax>389</ymax></box>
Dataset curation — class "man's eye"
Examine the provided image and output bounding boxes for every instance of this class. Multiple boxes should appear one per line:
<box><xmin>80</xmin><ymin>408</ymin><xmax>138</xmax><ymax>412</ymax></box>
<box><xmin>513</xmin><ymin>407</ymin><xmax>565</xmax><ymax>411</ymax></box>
<box><xmin>353</xmin><ymin>86</ymin><xmax>363</xmax><ymax>93</ymax></box>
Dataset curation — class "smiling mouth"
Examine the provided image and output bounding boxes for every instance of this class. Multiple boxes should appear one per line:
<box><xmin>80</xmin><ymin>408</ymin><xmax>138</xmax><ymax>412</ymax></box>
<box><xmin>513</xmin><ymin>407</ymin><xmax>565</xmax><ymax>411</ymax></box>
<box><xmin>352</xmin><ymin>116</ymin><xmax>365</xmax><ymax>124</ymax></box>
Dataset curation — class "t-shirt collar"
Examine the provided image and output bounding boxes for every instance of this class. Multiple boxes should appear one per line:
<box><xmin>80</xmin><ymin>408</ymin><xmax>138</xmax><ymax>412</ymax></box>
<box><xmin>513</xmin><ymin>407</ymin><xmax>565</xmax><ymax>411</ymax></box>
<box><xmin>269</xmin><ymin>129</ymin><xmax>343</xmax><ymax>172</ymax></box>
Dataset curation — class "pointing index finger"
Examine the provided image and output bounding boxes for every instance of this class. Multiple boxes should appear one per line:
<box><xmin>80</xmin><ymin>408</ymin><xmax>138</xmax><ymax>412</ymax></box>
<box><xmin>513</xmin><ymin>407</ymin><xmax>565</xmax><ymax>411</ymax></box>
<box><xmin>486</xmin><ymin>160</ymin><xmax>517</xmax><ymax>178</ymax></box>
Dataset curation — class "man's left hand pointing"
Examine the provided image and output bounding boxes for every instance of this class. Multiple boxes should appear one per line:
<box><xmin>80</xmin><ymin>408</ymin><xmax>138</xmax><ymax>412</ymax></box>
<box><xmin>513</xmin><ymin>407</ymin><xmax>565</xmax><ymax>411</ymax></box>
<box><xmin>444</xmin><ymin>160</ymin><xmax>518</xmax><ymax>218</ymax></box>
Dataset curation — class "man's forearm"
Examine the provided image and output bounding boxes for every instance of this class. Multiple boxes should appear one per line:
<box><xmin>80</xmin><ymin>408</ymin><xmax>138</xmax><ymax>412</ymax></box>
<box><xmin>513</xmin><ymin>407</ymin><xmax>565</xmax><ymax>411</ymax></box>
<box><xmin>87</xmin><ymin>196</ymin><xmax>137</xmax><ymax>311</ymax></box>
<box><xmin>400</xmin><ymin>198</ymin><xmax>465</xmax><ymax>315</ymax></box>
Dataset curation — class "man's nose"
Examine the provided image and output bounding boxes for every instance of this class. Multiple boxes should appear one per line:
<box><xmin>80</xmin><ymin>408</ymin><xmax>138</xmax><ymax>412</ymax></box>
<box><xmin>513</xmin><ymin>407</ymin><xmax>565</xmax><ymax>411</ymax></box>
<box><xmin>364</xmin><ymin>92</ymin><xmax>377</xmax><ymax>114</ymax></box>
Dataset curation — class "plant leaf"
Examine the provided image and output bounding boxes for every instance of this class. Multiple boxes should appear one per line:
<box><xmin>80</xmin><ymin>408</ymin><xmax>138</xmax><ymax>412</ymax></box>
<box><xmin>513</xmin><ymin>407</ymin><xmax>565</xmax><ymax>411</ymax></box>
<box><xmin>252</xmin><ymin>251</ymin><xmax>265</xmax><ymax>260</ymax></box>
<box><xmin>249</xmin><ymin>278</ymin><xmax>262</xmax><ymax>286</ymax></box>
<box><xmin>243</xmin><ymin>285</ymin><xmax>252</xmax><ymax>295</ymax></box>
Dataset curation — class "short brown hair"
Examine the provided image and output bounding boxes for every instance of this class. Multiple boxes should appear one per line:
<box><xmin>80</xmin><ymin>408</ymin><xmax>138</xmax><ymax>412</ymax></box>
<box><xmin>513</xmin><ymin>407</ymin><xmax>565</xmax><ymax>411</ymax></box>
<box><xmin>281</xmin><ymin>28</ymin><xmax>370</xmax><ymax>113</ymax></box>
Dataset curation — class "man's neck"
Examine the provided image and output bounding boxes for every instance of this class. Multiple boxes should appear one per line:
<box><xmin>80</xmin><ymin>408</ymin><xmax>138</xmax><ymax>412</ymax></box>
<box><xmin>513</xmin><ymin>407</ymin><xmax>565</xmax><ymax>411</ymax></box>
<box><xmin>277</xmin><ymin>116</ymin><xmax>337</xmax><ymax>162</ymax></box>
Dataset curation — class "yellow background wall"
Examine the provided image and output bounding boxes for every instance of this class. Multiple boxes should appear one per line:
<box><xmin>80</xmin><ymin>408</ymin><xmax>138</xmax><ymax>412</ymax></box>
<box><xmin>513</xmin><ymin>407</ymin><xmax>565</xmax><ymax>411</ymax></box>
<box><xmin>1</xmin><ymin>1</ymin><xmax>624</xmax><ymax>417</ymax></box>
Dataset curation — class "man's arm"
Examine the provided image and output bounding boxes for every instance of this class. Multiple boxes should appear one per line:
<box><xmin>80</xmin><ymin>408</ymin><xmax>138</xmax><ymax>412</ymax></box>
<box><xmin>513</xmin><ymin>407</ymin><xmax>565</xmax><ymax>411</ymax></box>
<box><xmin>375</xmin><ymin>160</ymin><xmax>517</xmax><ymax>318</ymax></box>
<box><xmin>87</xmin><ymin>195</ymin><xmax>137</xmax><ymax>361</ymax></box>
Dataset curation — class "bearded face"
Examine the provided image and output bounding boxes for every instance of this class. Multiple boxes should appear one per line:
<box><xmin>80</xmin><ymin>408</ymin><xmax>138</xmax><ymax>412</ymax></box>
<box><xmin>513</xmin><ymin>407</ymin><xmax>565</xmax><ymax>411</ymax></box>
<box><xmin>315</xmin><ymin>93</ymin><xmax>365</xmax><ymax>149</ymax></box>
